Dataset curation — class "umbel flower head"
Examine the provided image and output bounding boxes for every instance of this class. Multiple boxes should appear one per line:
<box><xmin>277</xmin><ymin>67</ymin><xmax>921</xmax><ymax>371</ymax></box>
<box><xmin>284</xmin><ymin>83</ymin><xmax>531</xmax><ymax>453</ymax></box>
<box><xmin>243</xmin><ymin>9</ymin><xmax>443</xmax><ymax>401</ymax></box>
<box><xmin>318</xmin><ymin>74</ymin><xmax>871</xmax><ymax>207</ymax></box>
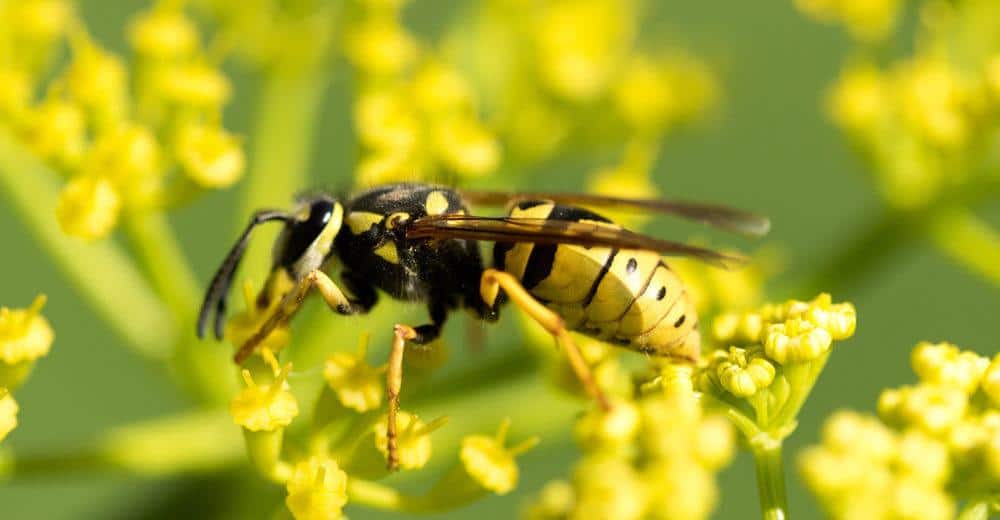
<box><xmin>801</xmin><ymin>341</ymin><xmax>1000</xmax><ymax>520</ymax></box>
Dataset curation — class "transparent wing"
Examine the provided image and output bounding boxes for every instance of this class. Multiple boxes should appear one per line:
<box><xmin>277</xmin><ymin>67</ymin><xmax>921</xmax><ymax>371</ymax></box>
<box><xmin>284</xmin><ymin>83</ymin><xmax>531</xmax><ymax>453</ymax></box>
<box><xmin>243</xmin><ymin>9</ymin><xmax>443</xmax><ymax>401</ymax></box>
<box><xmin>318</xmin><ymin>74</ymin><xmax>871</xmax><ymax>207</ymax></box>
<box><xmin>458</xmin><ymin>190</ymin><xmax>771</xmax><ymax>238</ymax></box>
<box><xmin>407</xmin><ymin>215</ymin><xmax>747</xmax><ymax>270</ymax></box>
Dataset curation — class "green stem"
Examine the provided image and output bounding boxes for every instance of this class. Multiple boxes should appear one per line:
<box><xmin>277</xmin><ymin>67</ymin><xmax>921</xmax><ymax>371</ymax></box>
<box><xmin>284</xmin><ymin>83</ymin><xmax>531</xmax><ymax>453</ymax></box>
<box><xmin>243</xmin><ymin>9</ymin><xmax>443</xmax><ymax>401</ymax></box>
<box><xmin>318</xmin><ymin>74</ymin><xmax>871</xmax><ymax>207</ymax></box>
<box><xmin>0</xmin><ymin>126</ymin><xmax>175</xmax><ymax>359</ymax></box>
<box><xmin>4</xmin><ymin>410</ymin><xmax>240</xmax><ymax>478</ymax></box>
<box><xmin>750</xmin><ymin>437</ymin><xmax>788</xmax><ymax>520</ymax></box>
<box><xmin>927</xmin><ymin>207</ymin><xmax>1000</xmax><ymax>286</ymax></box>
<box><xmin>956</xmin><ymin>498</ymin><xmax>993</xmax><ymax>520</ymax></box>
<box><xmin>123</xmin><ymin>211</ymin><xmax>235</xmax><ymax>405</ymax></box>
<box><xmin>122</xmin><ymin>211</ymin><xmax>201</xmax><ymax>322</ymax></box>
<box><xmin>238</xmin><ymin>69</ymin><xmax>328</xmax><ymax>283</ymax></box>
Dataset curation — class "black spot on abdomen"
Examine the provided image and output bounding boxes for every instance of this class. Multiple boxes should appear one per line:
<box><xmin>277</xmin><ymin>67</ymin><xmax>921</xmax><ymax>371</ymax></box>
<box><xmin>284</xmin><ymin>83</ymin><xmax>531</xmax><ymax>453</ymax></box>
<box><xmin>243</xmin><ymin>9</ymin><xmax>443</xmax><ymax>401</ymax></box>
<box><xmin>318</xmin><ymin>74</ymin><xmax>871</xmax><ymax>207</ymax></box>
<box><xmin>674</xmin><ymin>314</ymin><xmax>686</xmax><ymax>328</ymax></box>
<box><xmin>656</xmin><ymin>286</ymin><xmax>667</xmax><ymax>300</ymax></box>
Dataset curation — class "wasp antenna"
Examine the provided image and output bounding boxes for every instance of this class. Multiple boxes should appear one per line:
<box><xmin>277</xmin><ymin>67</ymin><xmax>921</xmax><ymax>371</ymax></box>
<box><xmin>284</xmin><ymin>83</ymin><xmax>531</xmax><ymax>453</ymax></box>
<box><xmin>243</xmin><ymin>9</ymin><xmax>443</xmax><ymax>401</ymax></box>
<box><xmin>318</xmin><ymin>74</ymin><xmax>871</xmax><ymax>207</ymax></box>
<box><xmin>196</xmin><ymin>210</ymin><xmax>292</xmax><ymax>340</ymax></box>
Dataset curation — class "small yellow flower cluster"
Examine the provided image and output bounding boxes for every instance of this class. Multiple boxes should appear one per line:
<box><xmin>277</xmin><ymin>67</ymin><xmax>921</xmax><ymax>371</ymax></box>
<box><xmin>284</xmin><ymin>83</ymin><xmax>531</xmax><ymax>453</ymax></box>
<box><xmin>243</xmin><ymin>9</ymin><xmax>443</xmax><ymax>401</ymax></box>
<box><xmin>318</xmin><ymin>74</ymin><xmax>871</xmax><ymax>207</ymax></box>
<box><xmin>0</xmin><ymin>1</ymin><xmax>245</xmax><ymax>240</ymax></box>
<box><xmin>800</xmin><ymin>341</ymin><xmax>1000</xmax><ymax>520</ymax></box>
<box><xmin>345</xmin><ymin>1</ymin><xmax>499</xmax><ymax>185</ymax></box>
<box><xmin>0</xmin><ymin>295</ymin><xmax>54</xmax><ymax>443</ymax></box>
<box><xmin>810</xmin><ymin>0</ymin><xmax>1000</xmax><ymax>211</ymax></box>
<box><xmin>700</xmin><ymin>294</ymin><xmax>856</xmax><ymax>437</ymax></box>
<box><xmin>525</xmin><ymin>366</ymin><xmax>735</xmax><ymax>520</ymax></box>
<box><xmin>793</xmin><ymin>0</ymin><xmax>901</xmax><ymax>41</ymax></box>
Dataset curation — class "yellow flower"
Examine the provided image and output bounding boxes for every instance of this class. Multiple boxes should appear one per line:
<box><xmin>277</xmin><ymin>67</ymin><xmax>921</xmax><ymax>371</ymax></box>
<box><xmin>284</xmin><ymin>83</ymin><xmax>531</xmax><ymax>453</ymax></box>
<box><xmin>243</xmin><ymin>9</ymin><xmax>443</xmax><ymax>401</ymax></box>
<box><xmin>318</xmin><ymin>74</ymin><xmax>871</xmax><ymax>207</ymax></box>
<box><xmin>0</xmin><ymin>389</ymin><xmax>18</xmax><ymax>443</ymax></box>
<box><xmin>65</xmin><ymin>41</ymin><xmax>128</xmax><ymax>130</ymax></box>
<box><xmin>431</xmin><ymin>115</ymin><xmax>500</xmax><ymax>177</ymax></box>
<box><xmin>224</xmin><ymin>281</ymin><xmax>291</xmax><ymax>354</ymax></box>
<box><xmin>459</xmin><ymin>418</ymin><xmax>538</xmax><ymax>495</ymax></box>
<box><xmin>764</xmin><ymin>317</ymin><xmax>832</xmax><ymax>365</ymax></box>
<box><xmin>911</xmin><ymin>342</ymin><xmax>990</xmax><ymax>394</ymax></box>
<box><xmin>0</xmin><ymin>295</ymin><xmax>54</xmax><ymax>365</ymax></box>
<box><xmin>323</xmin><ymin>333</ymin><xmax>384</xmax><ymax>413</ymax></box>
<box><xmin>411</xmin><ymin>61</ymin><xmax>474</xmax><ymax>113</ymax></box>
<box><xmin>613</xmin><ymin>54</ymin><xmax>717</xmax><ymax>132</ymax></box>
<box><xmin>983</xmin><ymin>354</ymin><xmax>1000</xmax><ymax>406</ymax></box>
<box><xmin>55</xmin><ymin>175</ymin><xmax>122</xmax><ymax>240</ymax></box>
<box><xmin>81</xmin><ymin>124</ymin><xmax>162</xmax><ymax>206</ymax></box>
<box><xmin>896</xmin><ymin>58</ymin><xmax>969</xmax><ymax>149</ymax></box>
<box><xmin>6</xmin><ymin>0</ymin><xmax>74</xmax><ymax>47</ymax></box>
<box><xmin>174</xmin><ymin>124</ymin><xmax>246</xmax><ymax>188</ymax></box>
<box><xmin>285</xmin><ymin>456</ymin><xmax>349</xmax><ymax>520</ymax></box>
<box><xmin>715</xmin><ymin>346</ymin><xmax>776</xmax><ymax>397</ymax></box>
<box><xmin>127</xmin><ymin>6</ymin><xmax>199</xmax><ymax>60</ymax></box>
<box><xmin>644</xmin><ymin>459</ymin><xmax>717</xmax><ymax>520</ymax></box>
<box><xmin>524</xmin><ymin>480</ymin><xmax>575</xmax><ymax>520</ymax></box>
<box><xmin>694</xmin><ymin>415</ymin><xmax>736</xmax><ymax>471</ymax></box>
<box><xmin>794</xmin><ymin>0</ymin><xmax>901</xmax><ymax>41</ymax></box>
<box><xmin>230</xmin><ymin>355</ymin><xmax>299</xmax><ymax>432</ymax></box>
<box><xmin>373</xmin><ymin>411</ymin><xmax>439</xmax><ymax>470</ymax></box>
<box><xmin>355</xmin><ymin>89</ymin><xmax>420</xmax><ymax>153</ymax></box>
<box><xmin>0</xmin><ymin>67</ymin><xmax>32</xmax><ymax>120</ymax></box>
<box><xmin>827</xmin><ymin>63</ymin><xmax>886</xmax><ymax>135</ymax></box>
<box><xmin>156</xmin><ymin>62</ymin><xmax>232</xmax><ymax>109</ymax></box>
<box><xmin>573</xmin><ymin>399</ymin><xmax>640</xmax><ymax>451</ymax></box>
<box><xmin>570</xmin><ymin>454</ymin><xmax>647</xmax><ymax>520</ymax></box>
<box><xmin>21</xmin><ymin>99</ymin><xmax>88</xmax><ymax>170</ymax></box>
<box><xmin>535</xmin><ymin>0</ymin><xmax>636</xmax><ymax>102</ymax></box>
<box><xmin>345</xmin><ymin>15</ymin><xmax>419</xmax><ymax>77</ymax></box>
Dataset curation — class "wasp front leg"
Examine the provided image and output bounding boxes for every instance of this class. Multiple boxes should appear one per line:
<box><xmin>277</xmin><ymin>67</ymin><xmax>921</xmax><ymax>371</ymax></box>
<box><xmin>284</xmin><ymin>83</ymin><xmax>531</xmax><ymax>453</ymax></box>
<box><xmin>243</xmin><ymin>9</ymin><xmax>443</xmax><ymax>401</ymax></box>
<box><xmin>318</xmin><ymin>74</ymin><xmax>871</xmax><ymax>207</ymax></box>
<box><xmin>234</xmin><ymin>269</ymin><xmax>360</xmax><ymax>364</ymax></box>
<box><xmin>480</xmin><ymin>269</ymin><xmax>611</xmax><ymax>411</ymax></box>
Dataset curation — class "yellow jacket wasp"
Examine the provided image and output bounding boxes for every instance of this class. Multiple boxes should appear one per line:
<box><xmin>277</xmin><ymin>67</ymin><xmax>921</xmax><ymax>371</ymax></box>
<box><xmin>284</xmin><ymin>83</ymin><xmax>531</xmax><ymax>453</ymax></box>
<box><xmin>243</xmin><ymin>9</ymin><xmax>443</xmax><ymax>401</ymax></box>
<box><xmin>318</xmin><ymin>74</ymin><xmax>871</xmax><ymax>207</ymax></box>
<box><xmin>197</xmin><ymin>183</ymin><xmax>769</xmax><ymax>470</ymax></box>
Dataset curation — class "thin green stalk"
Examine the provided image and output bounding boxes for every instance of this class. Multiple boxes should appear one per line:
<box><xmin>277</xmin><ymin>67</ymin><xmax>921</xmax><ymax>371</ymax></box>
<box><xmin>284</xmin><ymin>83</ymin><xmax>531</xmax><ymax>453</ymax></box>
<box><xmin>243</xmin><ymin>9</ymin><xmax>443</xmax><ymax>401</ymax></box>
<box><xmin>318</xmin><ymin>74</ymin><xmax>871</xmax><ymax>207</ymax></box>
<box><xmin>238</xmin><ymin>70</ymin><xmax>329</xmax><ymax>283</ymax></box>
<box><xmin>750</xmin><ymin>438</ymin><xmax>788</xmax><ymax>520</ymax></box>
<box><xmin>122</xmin><ymin>211</ymin><xmax>201</xmax><ymax>322</ymax></box>
<box><xmin>124</xmin><ymin>206</ymin><xmax>235</xmax><ymax>405</ymax></box>
<box><xmin>0</xmin><ymin>126</ymin><xmax>175</xmax><ymax>358</ymax></box>
<box><xmin>928</xmin><ymin>207</ymin><xmax>1000</xmax><ymax>286</ymax></box>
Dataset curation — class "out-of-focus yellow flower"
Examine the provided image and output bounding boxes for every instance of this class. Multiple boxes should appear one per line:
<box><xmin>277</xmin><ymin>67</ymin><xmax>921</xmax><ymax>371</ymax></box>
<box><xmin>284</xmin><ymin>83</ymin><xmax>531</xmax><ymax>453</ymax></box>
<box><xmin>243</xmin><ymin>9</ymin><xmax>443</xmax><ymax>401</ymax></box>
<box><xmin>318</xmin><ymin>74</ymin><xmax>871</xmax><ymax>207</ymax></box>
<box><xmin>572</xmin><ymin>454</ymin><xmax>647</xmax><ymax>520</ymax></box>
<box><xmin>5</xmin><ymin>0</ymin><xmax>74</xmax><ymax>48</ymax></box>
<box><xmin>827</xmin><ymin>63</ymin><xmax>886</xmax><ymax>136</ymax></box>
<box><xmin>459</xmin><ymin>418</ymin><xmax>538</xmax><ymax>495</ymax></box>
<box><xmin>55</xmin><ymin>175</ymin><xmax>122</xmax><ymax>240</ymax></box>
<box><xmin>794</xmin><ymin>0</ymin><xmax>901</xmax><ymax>41</ymax></box>
<box><xmin>983</xmin><ymin>354</ymin><xmax>1000</xmax><ymax>406</ymax></box>
<box><xmin>0</xmin><ymin>67</ymin><xmax>32</xmax><ymax>121</ymax></box>
<box><xmin>355</xmin><ymin>89</ymin><xmax>420</xmax><ymax>154</ymax></box>
<box><xmin>231</xmin><ymin>355</ymin><xmax>298</xmax><ymax>432</ymax></box>
<box><xmin>523</xmin><ymin>480</ymin><xmax>574</xmax><ymax>520</ymax></box>
<box><xmin>911</xmin><ymin>341</ymin><xmax>989</xmax><ymax>394</ymax></box>
<box><xmin>573</xmin><ymin>399</ymin><xmax>640</xmax><ymax>451</ymax></box>
<box><xmin>21</xmin><ymin>99</ymin><xmax>88</xmax><ymax>170</ymax></box>
<box><xmin>431</xmin><ymin>115</ymin><xmax>500</xmax><ymax>177</ymax></box>
<box><xmin>0</xmin><ymin>389</ymin><xmax>18</xmax><ymax>443</ymax></box>
<box><xmin>285</xmin><ymin>456</ymin><xmax>349</xmax><ymax>520</ymax></box>
<box><xmin>895</xmin><ymin>58</ymin><xmax>970</xmax><ymax>149</ymax></box>
<box><xmin>127</xmin><ymin>5</ymin><xmax>199</xmax><ymax>60</ymax></box>
<box><xmin>82</xmin><ymin>124</ymin><xmax>162</xmax><ymax>205</ymax></box>
<box><xmin>411</xmin><ymin>61</ymin><xmax>475</xmax><ymax>113</ymax></box>
<box><xmin>323</xmin><ymin>333</ymin><xmax>384</xmax><ymax>413</ymax></box>
<box><xmin>156</xmin><ymin>62</ymin><xmax>232</xmax><ymax>110</ymax></box>
<box><xmin>0</xmin><ymin>295</ymin><xmax>53</xmax><ymax>366</ymax></box>
<box><xmin>644</xmin><ymin>459</ymin><xmax>717</xmax><ymax>520</ymax></box>
<box><xmin>174</xmin><ymin>123</ymin><xmax>245</xmax><ymax>188</ymax></box>
<box><xmin>373</xmin><ymin>411</ymin><xmax>439</xmax><ymax>470</ymax></box>
<box><xmin>535</xmin><ymin>0</ymin><xmax>635</xmax><ymax>102</ymax></box>
<box><xmin>613</xmin><ymin>54</ymin><xmax>717</xmax><ymax>132</ymax></box>
<box><xmin>345</xmin><ymin>15</ymin><xmax>419</xmax><ymax>77</ymax></box>
<box><xmin>64</xmin><ymin>40</ymin><xmax>128</xmax><ymax>131</ymax></box>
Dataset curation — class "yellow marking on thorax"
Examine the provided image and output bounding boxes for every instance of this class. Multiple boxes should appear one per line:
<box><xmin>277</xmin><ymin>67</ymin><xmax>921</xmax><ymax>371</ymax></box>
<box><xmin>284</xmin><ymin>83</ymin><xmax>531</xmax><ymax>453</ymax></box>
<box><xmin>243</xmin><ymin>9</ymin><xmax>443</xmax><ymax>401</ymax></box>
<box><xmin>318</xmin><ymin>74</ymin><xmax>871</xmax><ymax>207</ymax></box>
<box><xmin>316</xmin><ymin>203</ymin><xmax>344</xmax><ymax>255</ymax></box>
<box><xmin>386</xmin><ymin>212</ymin><xmax>410</xmax><ymax>229</ymax></box>
<box><xmin>375</xmin><ymin>242</ymin><xmax>400</xmax><ymax>264</ymax></box>
<box><xmin>425</xmin><ymin>191</ymin><xmax>450</xmax><ymax>216</ymax></box>
<box><xmin>346</xmin><ymin>211</ymin><xmax>383</xmax><ymax>235</ymax></box>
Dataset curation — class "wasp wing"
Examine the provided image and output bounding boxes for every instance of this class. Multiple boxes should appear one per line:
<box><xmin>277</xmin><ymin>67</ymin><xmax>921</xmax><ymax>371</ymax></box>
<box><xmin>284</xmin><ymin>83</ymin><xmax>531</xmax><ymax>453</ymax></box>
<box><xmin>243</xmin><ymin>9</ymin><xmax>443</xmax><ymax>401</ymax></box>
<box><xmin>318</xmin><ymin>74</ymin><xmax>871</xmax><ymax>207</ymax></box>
<box><xmin>458</xmin><ymin>190</ymin><xmax>770</xmax><ymax>238</ymax></box>
<box><xmin>408</xmin><ymin>215</ymin><xmax>747</xmax><ymax>270</ymax></box>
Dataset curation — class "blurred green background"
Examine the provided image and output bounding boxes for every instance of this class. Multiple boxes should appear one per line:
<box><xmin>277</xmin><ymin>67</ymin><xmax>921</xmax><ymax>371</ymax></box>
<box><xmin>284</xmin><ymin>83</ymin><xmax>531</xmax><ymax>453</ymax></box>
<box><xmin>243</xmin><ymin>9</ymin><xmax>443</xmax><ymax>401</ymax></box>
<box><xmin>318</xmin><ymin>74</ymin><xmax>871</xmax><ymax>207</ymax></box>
<box><xmin>1</xmin><ymin>0</ymin><xmax>997</xmax><ymax>519</ymax></box>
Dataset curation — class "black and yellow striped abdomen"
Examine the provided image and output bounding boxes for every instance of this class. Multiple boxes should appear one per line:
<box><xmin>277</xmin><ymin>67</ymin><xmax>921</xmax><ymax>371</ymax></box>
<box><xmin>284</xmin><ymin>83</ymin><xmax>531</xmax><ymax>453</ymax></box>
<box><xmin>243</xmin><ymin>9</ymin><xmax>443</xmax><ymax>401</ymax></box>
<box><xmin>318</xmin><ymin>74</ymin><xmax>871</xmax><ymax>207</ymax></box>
<box><xmin>494</xmin><ymin>201</ymin><xmax>700</xmax><ymax>361</ymax></box>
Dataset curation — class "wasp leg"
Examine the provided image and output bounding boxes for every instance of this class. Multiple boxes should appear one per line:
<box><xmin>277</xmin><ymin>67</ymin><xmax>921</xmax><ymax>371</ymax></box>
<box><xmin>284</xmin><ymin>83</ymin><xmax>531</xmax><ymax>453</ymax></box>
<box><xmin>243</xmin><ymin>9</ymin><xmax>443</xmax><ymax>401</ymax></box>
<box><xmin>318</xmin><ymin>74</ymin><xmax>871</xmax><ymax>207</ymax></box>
<box><xmin>234</xmin><ymin>270</ymin><xmax>359</xmax><ymax>364</ymax></box>
<box><xmin>480</xmin><ymin>268</ymin><xmax>611</xmax><ymax>411</ymax></box>
<box><xmin>384</xmin><ymin>301</ymin><xmax>447</xmax><ymax>471</ymax></box>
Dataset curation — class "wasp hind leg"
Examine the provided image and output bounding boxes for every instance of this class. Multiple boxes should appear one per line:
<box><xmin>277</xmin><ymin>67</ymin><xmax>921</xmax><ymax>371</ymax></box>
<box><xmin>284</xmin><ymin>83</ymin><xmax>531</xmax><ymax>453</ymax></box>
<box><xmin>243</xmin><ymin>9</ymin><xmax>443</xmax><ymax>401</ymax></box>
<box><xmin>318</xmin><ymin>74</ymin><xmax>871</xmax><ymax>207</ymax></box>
<box><xmin>480</xmin><ymin>268</ymin><xmax>612</xmax><ymax>411</ymax></box>
<box><xmin>234</xmin><ymin>269</ymin><xmax>361</xmax><ymax>364</ymax></box>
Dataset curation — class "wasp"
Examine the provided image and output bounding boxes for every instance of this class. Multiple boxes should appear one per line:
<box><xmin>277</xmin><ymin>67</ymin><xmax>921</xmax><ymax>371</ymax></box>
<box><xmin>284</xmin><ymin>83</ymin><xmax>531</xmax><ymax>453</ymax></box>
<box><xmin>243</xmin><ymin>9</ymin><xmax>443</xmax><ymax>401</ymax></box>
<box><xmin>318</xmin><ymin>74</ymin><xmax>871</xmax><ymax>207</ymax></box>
<box><xmin>197</xmin><ymin>183</ymin><xmax>768</xmax><ymax>470</ymax></box>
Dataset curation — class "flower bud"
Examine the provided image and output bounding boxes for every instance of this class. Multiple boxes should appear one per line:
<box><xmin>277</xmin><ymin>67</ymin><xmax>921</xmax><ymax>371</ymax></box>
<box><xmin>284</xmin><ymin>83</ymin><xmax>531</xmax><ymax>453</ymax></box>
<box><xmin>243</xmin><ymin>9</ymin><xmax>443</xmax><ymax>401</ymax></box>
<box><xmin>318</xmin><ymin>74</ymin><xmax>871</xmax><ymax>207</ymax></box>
<box><xmin>459</xmin><ymin>419</ymin><xmax>538</xmax><ymax>495</ymax></box>
<box><xmin>573</xmin><ymin>399</ymin><xmax>640</xmax><ymax>451</ymax></box>
<box><xmin>895</xmin><ymin>430</ymin><xmax>950</xmax><ymax>486</ymax></box>
<box><xmin>764</xmin><ymin>318</ymin><xmax>832</xmax><ymax>365</ymax></box>
<box><xmin>345</xmin><ymin>16</ymin><xmax>418</xmax><ymax>77</ymax></box>
<box><xmin>56</xmin><ymin>176</ymin><xmax>121</xmax><ymax>240</ymax></box>
<box><xmin>65</xmin><ymin>42</ymin><xmax>128</xmax><ymax>130</ymax></box>
<box><xmin>285</xmin><ymin>456</ymin><xmax>349</xmax><ymax>520</ymax></box>
<box><xmin>571</xmin><ymin>454</ymin><xmax>647</xmax><ymax>520</ymax></box>
<box><xmin>0</xmin><ymin>295</ymin><xmax>53</xmax><ymax>367</ymax></box>
<box><xmin>157</xmin><ymin>63</ymin><xmax>231</xmax><ymax>109</ymax></box>
<box><xmin>979</xmin><ymin>354</ymin><xmax>1000</xmax><ymax>406</ymax></box>
<box><xmin>911</xmin><ymin>342</ymin><xmax>989</xmax><ymax>394</ymax></box>
<box><xmin>373</xmin><ymin>411</ymin><xmax>440</xmax><ymax>470</ymax></box>
<box><xmin>22</xmin><ymin>99</ymin><xmax>87</xmax><ymax>169</ymax></box>
<box><xmin>230</xmin><ymin>362</ymin><xmax>298</xmax><ymax>432</ymax></box>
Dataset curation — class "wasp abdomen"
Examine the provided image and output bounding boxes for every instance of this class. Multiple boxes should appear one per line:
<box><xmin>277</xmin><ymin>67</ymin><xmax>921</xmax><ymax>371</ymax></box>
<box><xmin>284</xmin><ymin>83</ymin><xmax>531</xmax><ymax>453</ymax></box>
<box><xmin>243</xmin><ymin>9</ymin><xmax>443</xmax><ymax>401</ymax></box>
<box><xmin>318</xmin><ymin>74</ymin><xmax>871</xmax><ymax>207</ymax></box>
<box><xmin>497</xmin><ymin>201</ymin><xmax>700</xmax><ymax>361</ymax></box>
